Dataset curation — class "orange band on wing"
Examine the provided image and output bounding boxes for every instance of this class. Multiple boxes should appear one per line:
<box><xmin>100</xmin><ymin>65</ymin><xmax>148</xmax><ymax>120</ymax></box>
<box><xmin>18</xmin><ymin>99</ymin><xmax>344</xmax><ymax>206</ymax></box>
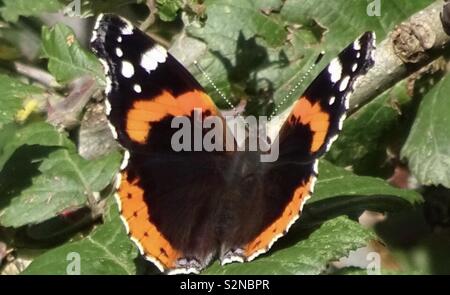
<box><xmin>244</xmin><ymin>177</ymin><xmax>313</xmax><ymax>258</ymax></box>
<box><xmin>126</xmin><ymin>90</ymin><xmax>218</xmax><ymax>144</ymax></box>
<box><xmin>291</xmin><ymin>97</ymin><xmax>330</xmax><ymax>152</ymax></box>
<box><xmin>118</xmin><ymin>172</ymin><xmax>181</xmax><ymax>270</ymax></box>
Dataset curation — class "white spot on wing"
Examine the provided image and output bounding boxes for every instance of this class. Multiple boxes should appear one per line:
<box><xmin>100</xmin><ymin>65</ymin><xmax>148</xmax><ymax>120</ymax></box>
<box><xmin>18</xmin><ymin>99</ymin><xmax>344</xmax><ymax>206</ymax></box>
<box><xmin>121</xmin><ymin>26</ymin><xmax>133</xmax><ymax>35</ymax></box>
<box><xmin>309</xmin><ymin>176</ymin><xmax>317</xmax><ymax>193</ymax></box>
<box><xmin>121</xmin><ymin>61</ymin><xmax>134</xmax><ymax>78</ymax></box>
<box><xmin>328</xmin><ymin>58</ymin><xmax>342</xmax><ymax>83</ymax></box>
<box><xmin>105</xmin><ymin>76</ymin><xmax>112</xmax><ymax>94</ymax></box>
<box><xmin>313</xmin><ymin>160</ymin><xmax>319</xmax><ymax>175</ymax></box>
<box><xmin>338</xmin><ymin>114</ymin><xmax>347</xmax><ymax>130</ymax></box>
<box><xmin>221</xmin><ymin>256</ymin><xmax>244</xmax><ymax>266</ymax></box>
<box><xmin>140</xmin><ymin>45</ymin><xmax>167</xmax><ymax>73</ymax></box>
<box><xmin>98</xmin><ymin>58</ymin><xmax>109</xmax><ymax>72</ymax></box>
<box><xmin>167</xmin><ymin>267</ymin><xmax>200</xmax><ymax>275</ymax></box>
<box><xmin>98</xmin><ymin>58</ymin><xmax>113</xmax><ymax>95</ymax></box>
<box><xmin>90</xmin><ymin>13</ymin><xmax>103</xmax><ymax>43</ymax></box>
<box><xmin>105</xmin><ymin>99</ymin><xmax>112</xmax><ymax>115</ymax></box>
<box><xmin>133</xmin><ymin>84</ymin><xmax>142</xmax><ymax>93</ymax></box>
<box><xmin>300</xmin><ymin>195</ymin><xmax>311</xmax><ymax>212</ymax></box>
<box><xmin>339</xmin><ymin>76</ymin><xmax>350</xmax><ymax>92</ymax></box>
<box><xmin>353</xmin><ymin>40</ymin><xmax>361</xmax><ymax>50</ymax></box>
<box><xmin>114</xmin><ymin>193</ymin><xmax>122</xmax><ymax>212</ymax></box>
<box><xmin>94</xmin><ymin>14</ymin><xmax>104</xmax><ymax>30</ymax></box>
<box><xmin>90</xmin><ymin>30</ymin><xmax>98</xmax><ymax>43</ymax></box>
<box><xmin>344</xmin><ymin>94</ymin><xmax>350</xmax><ymax>109</ymax></box>
<box><xmin>108</xmin><ymin>121</ymin><xmax>118</xmax><ymax>139</ymax></box>
<box><xmin>116</xmin><ymin>48</ymin><xmax>123</xmax><ymax>57</ymax></box>
<box><xmin>329</xmin><ymin>96</ymin><xmax>336</xmax><ymax>105</ymax></box>
<box><xmin>326</xmin><ymin>134</ymin><xmax>339</xmax><ymax>152</ymax></box>
<box><xmin>117</xmin><ymin>36</ymin><xmax>122</xmax><ymax>43</ymax></box>
<box><xmin>130</xmin><ymin>237</ymin><xmax>145</xmax><ymax>255</ymax></box>
<box><xmin>115</xmin><ymin>173</ymin><xmax>122</xmax><ymax>189</ymax></box>
<box><xmin>120</xmin><ymin>18</ymin><xmax>134</xmax><ymax>35</ymax></box>
<box><xmin>371</xmin><ymin>48</ymin><xmax>376</xmax><ymax>61</ymax></box>
<box><xmin>120</xmin><ymin>151</ymin><xmax>130</xmax><ymax>170</ymax></box>
<box><xmin>352</xmin><ymin>63</ymin><xmax>358</xmax><ymax>72</ymax></box>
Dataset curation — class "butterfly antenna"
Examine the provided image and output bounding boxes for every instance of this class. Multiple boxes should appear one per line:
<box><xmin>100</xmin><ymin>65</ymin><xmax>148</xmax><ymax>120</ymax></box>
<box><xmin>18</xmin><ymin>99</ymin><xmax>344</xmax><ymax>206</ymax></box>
<box><xmin>193</xmin><ymin>60</ymin><xmax>237</xmax><ymax>112</ymax></box>
<box><xmin>269</xmin><ymin>51</ymin><xmax>325</xmax><ymax>120</ymax></box>
<box><xmin>194</xmin><ymin>60</ymin><xmax>254</xmax><ymax>139</ymax></box>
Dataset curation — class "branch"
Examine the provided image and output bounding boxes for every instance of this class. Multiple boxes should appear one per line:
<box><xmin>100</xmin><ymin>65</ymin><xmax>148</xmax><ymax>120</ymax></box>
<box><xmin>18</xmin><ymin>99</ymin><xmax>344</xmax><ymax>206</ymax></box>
<box><xmin>140</xmin><ymin>0</ymin><xmax>172</xmax><ymax>49</ymax></box>
<box><xmin>14</xmin><ymin>62</ymin><xmax>60</xmax><ymax>89</ymax></box>
<box><xmin>46</xmin><ymin>76</ymin><xmax>98</xmax><ymax>129</ymax></box>
<box><xmin>139</xmin><ymin>0</ymin><xmax>157</xmax><ymax>31</ymax></box>
<box><xmin>350</xmin><ymin>0</ymin><xmax>450</xmax><ymax>111</ymax></box>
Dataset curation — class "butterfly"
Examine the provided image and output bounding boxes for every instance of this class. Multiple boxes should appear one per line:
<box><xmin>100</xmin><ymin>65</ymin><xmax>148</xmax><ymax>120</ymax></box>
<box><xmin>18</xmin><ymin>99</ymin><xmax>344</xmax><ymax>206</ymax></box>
<box><xmin>90</xmin><ymin>13</ymin><xmax>375</xmax><ymax>274</ymax></box>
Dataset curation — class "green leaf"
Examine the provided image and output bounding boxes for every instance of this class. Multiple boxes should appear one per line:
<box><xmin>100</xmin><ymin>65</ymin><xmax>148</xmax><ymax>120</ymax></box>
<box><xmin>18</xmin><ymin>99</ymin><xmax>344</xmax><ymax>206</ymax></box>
<box><xmin>0</xmin><ymin>122</ymin><xmax>74</xmax><ymax>170</ymax></box>
<box><xmin>326</xmin><ymin>82</ymin><xmax>411</xmax><ymax>176</ymax></box>
<box><xmin>401</xmin><ymin>74</ymin><xmax>450</xmax><ymax>188</ymax></box>
<box><xmin>305</xmin><ymin>160</ymin><xmax>422</xmax><ymax>221</ymax></box>
<box><xmin>156</xmin><ymin>0</ymin><xmax>183</xmax><ymax>21</ymax></box>
<box><xmin>189</xmin><ymin>0</ymin><xmax>287</xmax><ymax>50</ymax></box>
<box><xmin>256</xmin><ymin>0</ymin><xmax>283</xmax><ymax>11</ymax></box>
<box><xmin>0</xmin><ymin>0</ymin><xmax>62</xmax><ymax>22</ymax></box>
<box><xmin>23</xmin><ymin>201</ymin><xmax>137</xmax><ymax>275</ymax></box>
<box><xmin>314</xmin><ymin>160</ymin><xmax>422</xmax><ymax>204</ymax></box>
<box><xmin>281</xmin><ymin>0</ymin><xmax>434</xmax><ymax>45</ymax></box>
<box><xmin>0</xmin><ymin>75</ymin><xmax>44</xmax><ymax>127</ymax></box>
<box><xmin>0</xmin><ymin>149</ymin><xmax>121</xmax><ymax>227</ymax></box>
<box><xmin>204</xmin><ymin>216</ymin><xmax>373</xmax><ymax>274</ymax></box>
<box><xmin>0</xmin><ymin>122</ymin><xmax>121</xmax><ymax>227</ymax></box>
<box><xmin>41</xmin><ymin>24</ymin><xmax>104</xmax><ymax>84</ymax></box>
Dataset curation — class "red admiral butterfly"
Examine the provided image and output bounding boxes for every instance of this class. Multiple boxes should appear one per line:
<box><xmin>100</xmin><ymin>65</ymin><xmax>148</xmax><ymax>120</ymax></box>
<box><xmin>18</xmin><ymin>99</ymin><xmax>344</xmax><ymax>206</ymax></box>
<box><xmin>90</xmin><ymin>14</ymin><xmax>375</xmax><ymax>274</ymax></box>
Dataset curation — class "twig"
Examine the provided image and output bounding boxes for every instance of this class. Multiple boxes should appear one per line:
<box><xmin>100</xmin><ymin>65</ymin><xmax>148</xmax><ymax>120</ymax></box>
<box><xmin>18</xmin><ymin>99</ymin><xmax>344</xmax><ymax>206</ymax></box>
<box><xmin>350</xmin><ymin>0</ymin><xmax>450</xmax><ymax>112</ymax></box>
<box><xmin>14</xmin><ymin>62</ymin><xmax>60</xmax><ymax>89</ymax></box>
<box><xmin>139</xmin><ymin>0</ymin><xmax>157</xmax><ymax>31</ymax></box>
<box><xmin>46</xmin><ymin>76</ymin><xmax>98</xmax><ymax>129</ymax></box>
<box><xmin>139</xmin><ymin>0</ymin><xmax>175</xmax><ymax>48</ymax></box>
